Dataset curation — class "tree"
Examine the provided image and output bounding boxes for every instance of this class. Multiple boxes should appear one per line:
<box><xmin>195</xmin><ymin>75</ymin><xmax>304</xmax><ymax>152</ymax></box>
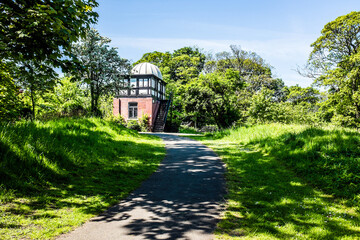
<box><xmin>0</xmin><ymin>62</ymin><xmax>21</xmax><ymax>121</ymax></box>
<box><xmin>134</xmin><ymin>51</ymin><xmax>172</xmax><ymax>68</ymax></box>
<box><xmin>72</xmin><ymin>29</ymin><xmax>130</xmax><ymax>116</ymax></box>
<box><xmin>16</xmin><ymin>61</ymin><xmax>58</xmax><ymax>119</ymax></box>
<box><xmin>135</xmin><ymin>46</ymin><xmax>206</xmax><ymax>84</ymax></box>
<box><xmin>286</xmin><ymin>85</ymin><xmax>321</xmax><ymax>105</ymax></box>
<box><xmin>248</xmin><ymin>88</ymin><xmax>275</xmax><ymax>124</ymax></box>
<box><xmin>0</xmin><ymin>0</ymin><xmax>98</xmax><ymax>66</ymax></box>
<box><xmin>0</xmin><ymin>0</ymin><xmax>98</xmax><ymax>121</ymax></box>
<box><xmin>306</xmin><ymin>11</ymin><xmax>360</xmax><ymax>127</ymax></box>
<box><xmin>212</xmin><ymin>45</ymin><xmax>272</xmax><ymax>77</ymax></box>
<box><xmin>39</xmin><ymin>76</ymin><xmax>87</xmax><ymax>117</ymax></box>
<box><xmin>134</xmin><ymin>51</ymin><xmax>172</xmax><ymax>82</ymax></box>
<box><xmin>182</xmin><ymin>69</ymin><xmax>244</xmax><ymax>128</ymax></box>
<box><xmin>171</xmin><ymin>46</ymin><xmax>206</xmax><ymax>82</ymax></box>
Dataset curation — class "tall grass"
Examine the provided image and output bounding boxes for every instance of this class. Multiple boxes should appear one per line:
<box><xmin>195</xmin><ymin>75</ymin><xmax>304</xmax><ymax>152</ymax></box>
<box><xmin>0</xmin><ymin>118</ymin><xmax>165</xmax><ymax>239</ymax></box>
<box><xmin>195</xmin><ymin>123</ymin><xmax>360</xmax><ymax>239</ymax></box>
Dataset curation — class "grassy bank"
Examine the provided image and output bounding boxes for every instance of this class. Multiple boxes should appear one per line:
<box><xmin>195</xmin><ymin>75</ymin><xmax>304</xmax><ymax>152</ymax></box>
<box><xmin>0</xmin><ymin>118</ymin><xmax>165</xmax><ymax>239</ymax></box>
<box><xmin>194</xmin><ymin>124</ymin><xmax>360</xmax><ymax>239</ymax></box>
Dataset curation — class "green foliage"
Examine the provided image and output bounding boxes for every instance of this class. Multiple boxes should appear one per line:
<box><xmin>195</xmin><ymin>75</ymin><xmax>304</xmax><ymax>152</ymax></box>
<box><xmin>137</xmin><ymin>45</ymin><xmax>296</xmax><ymax>130</ymax></box>
<box><xmin>286</xmin><ymin>85</ymin><xmax>321</xmax><ymax>105</ymax></box>
<box><xmin>248</xmin><ymin>88</ymin><xmax>275</xmax><ymax>123</ymax></box>
<box><xmin>200</xmin><ymin>125</ymin><xmax>219</xmax><ymax>133</ymax></box>
<box><xmin>0</xmin><ymin>62</ymin><xmax>21</xmax><ymax>122</ymax></box>
<box><xmin>134</xmin><ymin>51</ymin><xmax>172</xmax><ymax>81</ymax></box>
<box><xmin>0</xmin><ymin>117</ymin><xmax>165</xmax><ymax>239</ymax></box>
<box><xmin>0</xmin><ymin>0</ymin><xmax>99</xmax><ymax>121</ymax></box>
<box><xmin>307</xmin><ymin>11</ymin><xmax>360</xmax><ymax>127</ymax></box>
<box><xmin>15</xmin><ymin>61</ymin><xmax>58</xmax><ymax>119</ymax></box>
<box><xmin>126</xmin><ymin>120</ymin><xmax>141</xmax><ymax>131</ymax></box>
<box><xmin>71</xmin><ymin>29</ymin><xmax>131</xmax><ymax>116</ymax></box>
<box><xmin>21</xmin><ymin>76</ymin><xmax>88</xmax><ymax>120</ymax></box>
<box><xmin>138</xmin><ymin>114</ymin><xmax>151</xmax><ymax>132</ymax></box>
<box><xmin>195</xmin><ymin>124</ymin><xmax>360</xmax><ymax>239</ymax></box>
<box><xmin>0</xmin><ymin>0</ymin><xmax>98</xmax><ymax>66</ymax></box>
<box><xmin>208</xmin><ymin>123</ymin><xmax>360</xmax><ymax>201</ymax></box>
<box><xmin>182</xmin><ymin>69</ymin><xmax>243</xmax><ymax>129</ymax></box>
<box><xmin>179</xmin><ymin>125</ymin><xmax>200</xmax><ymax>134</ymax></box>
<box><xmin>106</xmin><ymin>114</ymin><xmax>126</xmax><ymax>126</ymax></box>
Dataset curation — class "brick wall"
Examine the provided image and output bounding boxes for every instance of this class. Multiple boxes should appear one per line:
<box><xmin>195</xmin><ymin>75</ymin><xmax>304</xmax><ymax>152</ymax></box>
<box><xmin>113</xmin><ymin>98</ymin><xmax>120</xmax><ymax>116</ymax></box>
<box><xmin>113</xmin><ymin>97</ymin><xmax>157</xmax><ymax>126</ymax></box>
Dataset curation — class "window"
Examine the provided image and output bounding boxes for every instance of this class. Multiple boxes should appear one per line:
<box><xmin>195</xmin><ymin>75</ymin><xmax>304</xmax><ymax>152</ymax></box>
<box><xmin>130</xmin><ymin>78</ymin><xmax>137</xmax><ymax>87</ymax></box>
<box><xmin>163</xmin><ymin>86</ymin><xmax>166</xmax><ymax>94</ymax></box>
<box><xmin>121</xmin><ymin>79</ymin><xmax>129</xmax><ymax>87</ymax></box>
<box><xmin>139</xmin><ymin>79</ymin><xmax>143</xmax><ymax>87</ymax></box>
<box><xmin>158</xmin><ymin>82</ymin><xmax>160</xmax><ymax>91</ymax></box>
<box><xmin>144</xmin><ymin>78</ymin><xmax>148</xmax><ymax>87</ymax></box>
<box><xmin>152</xmin><ymin>79</ymin><xmax>155</xmax><ymax>89</ymax></box>
<box><xmin>128</xmin><ymin>102</ymin><xmax>138</xmax><ymax>119</ymax></box>
<box><xmin>139</xmin><ymin>89</ymin><xmax>147</xmax><ymax>95</ymax></box>
<box><xmin>130</xmin><ymin>89</ymin><xmax>136</xmax><ymax>95</ymax></box>
<box><xmin>119</xmin><ymin>90</ymin><xmax>128</xmax><ymax>95</ymax></box>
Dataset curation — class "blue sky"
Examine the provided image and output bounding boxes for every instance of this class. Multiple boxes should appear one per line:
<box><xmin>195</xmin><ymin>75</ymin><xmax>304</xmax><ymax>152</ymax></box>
<box><xmin>94</xmin><ymin>0</ymin><xmax>359</xmax><ymax>87</ymax></box>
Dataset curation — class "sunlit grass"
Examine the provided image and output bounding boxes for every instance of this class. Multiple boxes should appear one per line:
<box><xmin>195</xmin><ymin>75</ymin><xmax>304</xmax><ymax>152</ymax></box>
<box><xmin>0</xmin><ymin>118</ymin><xmax>165</xmax><ymax>239</ymax></box>
<box><xmin>194</xmin><ymin>123</ymin><xmax>360</xmax><ymax>239</ymax></box>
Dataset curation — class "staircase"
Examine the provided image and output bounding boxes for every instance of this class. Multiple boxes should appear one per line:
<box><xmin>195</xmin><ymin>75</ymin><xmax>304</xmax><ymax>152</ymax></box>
<box><xmin>153</xmin><ymin>100</ymin><xmax>170</xmax><ymax>132</ymax></box>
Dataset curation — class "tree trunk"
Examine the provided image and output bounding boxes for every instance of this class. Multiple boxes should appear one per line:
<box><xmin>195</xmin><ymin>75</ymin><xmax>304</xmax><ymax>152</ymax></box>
<box><xmin>93</xmin><ymin>94</ymin><xmax>101</xmax><ymax>117</ymax></box>
<box><xmin>90</xmin><ymin>81</ymin><xmax>96</xmax><ymax>115</ymax></box>
<box><xmin>30</xmin><ymin>88</ymin><xmax>36</xmax><ymax>120</ymax></box>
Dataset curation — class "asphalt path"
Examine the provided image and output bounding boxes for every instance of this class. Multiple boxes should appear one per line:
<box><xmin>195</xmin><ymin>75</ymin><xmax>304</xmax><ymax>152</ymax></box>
<box><xmin>57</xmin><ymin>133</ymin><xmax>226</xmax><ymax>240</ymax></box>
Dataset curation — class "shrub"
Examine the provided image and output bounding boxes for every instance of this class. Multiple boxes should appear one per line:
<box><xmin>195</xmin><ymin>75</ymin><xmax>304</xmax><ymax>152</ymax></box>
<box><xmin>106</xmin><ymin>114</ymin><xmax>126</xmax><ymax>126</ymax></box>
<box><xmin>126</xmin><ymin>120</ymin><xmax>141</xmax><ymax>131</ymax></box>
<box><xmin>200</xmin><ymin>125</ymin><xmax>218</xmax><ymax>133</ymax></box>
<box><xmin>138</xmin><ymin>114</ymin><xmax>150</xmax><ymax>132</ymax></box>
<box><xmin>179</xmin><ymin>125</ymin><xmax>199</xmax><ymax>134</ymax></box>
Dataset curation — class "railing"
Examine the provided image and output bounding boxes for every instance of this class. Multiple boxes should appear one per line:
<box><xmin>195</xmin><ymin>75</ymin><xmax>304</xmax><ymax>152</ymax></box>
<box><xmin>163</xmin><ymin>92</ymin><xmax>173</xmax><ymax>124</ymax></box>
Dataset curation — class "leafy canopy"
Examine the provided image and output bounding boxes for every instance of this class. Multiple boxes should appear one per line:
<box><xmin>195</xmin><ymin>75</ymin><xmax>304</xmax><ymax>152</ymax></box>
<box><xmin>308</xmin><ymin>11</ymin><xmax>360</xmax><ymax>127</ymax></box>
<box><xmin>0</xmin><ymin>0</ymin><xmax>98</xmax><ymax>66</ymax></box>
<box><xmin>72</xmin><ymin>29</ymin><xmax>130</xmax><ymax>115</ymax></box>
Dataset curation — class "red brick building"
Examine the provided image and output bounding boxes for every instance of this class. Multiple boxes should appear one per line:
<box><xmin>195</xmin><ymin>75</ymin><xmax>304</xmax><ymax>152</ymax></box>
<box><xmin>113</xmin><ymin>62</ymin><xmax>170</xmax><ymax>132</ymax></box>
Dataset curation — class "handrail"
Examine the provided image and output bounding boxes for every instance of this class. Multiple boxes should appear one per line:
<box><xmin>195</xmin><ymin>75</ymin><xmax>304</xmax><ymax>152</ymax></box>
<box><xmin>163</xmin><ymin>92</ymin><xmax>173</xmax><ymax>124</ymax></box>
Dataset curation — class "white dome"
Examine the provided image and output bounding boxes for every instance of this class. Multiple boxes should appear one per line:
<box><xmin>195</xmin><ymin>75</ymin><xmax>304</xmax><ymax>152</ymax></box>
<box><xmin>131</xmin><ymin>62</ymin><xmax>163</xmax><ymax>80</ymax></box>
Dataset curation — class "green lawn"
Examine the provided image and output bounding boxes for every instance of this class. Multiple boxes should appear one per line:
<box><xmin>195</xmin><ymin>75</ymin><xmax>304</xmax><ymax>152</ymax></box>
<box><xmin>193</xmin><ymin>124</ymin><xmax>360</xmax><ymax>239</ymax></box>
<box><xmin>0</xmin><ymin>118</ymin><xmax>165</xmax><ymax>239</ymax></box>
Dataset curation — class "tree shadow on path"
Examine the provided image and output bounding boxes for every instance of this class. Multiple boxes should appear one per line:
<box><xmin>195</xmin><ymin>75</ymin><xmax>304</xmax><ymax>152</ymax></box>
<box><xmin>88</xmin><ymin>134</ymin><xmax>226</xmax><ymax>240</ymax></box>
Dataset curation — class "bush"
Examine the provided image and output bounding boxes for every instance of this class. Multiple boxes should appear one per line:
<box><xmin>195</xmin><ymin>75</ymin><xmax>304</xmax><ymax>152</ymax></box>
<box><xmin>179</xmin><ymin>125</ymin><xmax>199</xmax><ymax>134</ymax></box>
<box><xmin>200</xmin><ymin>125</ymin><xmax>218</xmax><ymax>133</ymax></box>
<box><xmin>126</xmin><ymin>120</ymin><xmax>141</xmax><ymax>131</ymax></box>
<box><xmin>138</xmin><ymin>114</ymin><xmax>150</xmax><ymax>132</ymax></box>
<box><xmin>106</xmin><ymin>114</ymin><xmax>126</xmax><ymax>126</ymax></box>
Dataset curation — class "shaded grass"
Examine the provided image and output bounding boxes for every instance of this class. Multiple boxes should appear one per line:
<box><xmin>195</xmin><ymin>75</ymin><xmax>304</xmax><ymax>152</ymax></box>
<box><xmin>193</xmin><ymin>123</ymin><xmax>360</xmax><ymax>239</ymax></box>
<box><xmin>0</xmin><ymin>118</ymin><xmax>165</xmax><ymax>239</ymax></box>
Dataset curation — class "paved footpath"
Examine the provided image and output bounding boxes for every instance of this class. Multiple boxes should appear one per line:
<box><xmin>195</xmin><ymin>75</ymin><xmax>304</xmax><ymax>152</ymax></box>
<box><xmin>57</xmin><ymin>133</ymin><xmax>226</xmax><ymax>240</ymax></box>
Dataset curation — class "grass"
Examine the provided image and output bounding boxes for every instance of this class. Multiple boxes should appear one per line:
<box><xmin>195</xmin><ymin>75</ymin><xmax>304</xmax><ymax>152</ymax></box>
<box><xmin>192</xmin><ymin>123</ymin><xmax>360</xmax><ymax>239</ymax></box>
<box><xmin>0</xmin><ymin>117</ymin><xmax>165</xmax><ymax>240</ymax></box>
<box><xmin>179</xmin><ymin>125</ymin><xmax>201</xmax><ymax>134</ymax></box>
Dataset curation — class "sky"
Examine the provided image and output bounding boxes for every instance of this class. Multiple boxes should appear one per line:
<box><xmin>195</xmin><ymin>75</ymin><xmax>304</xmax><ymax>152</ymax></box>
<box><xmin>94</xmin><ymin>0</ymin><xmax>359</xmax><ymax>87</ymax></box>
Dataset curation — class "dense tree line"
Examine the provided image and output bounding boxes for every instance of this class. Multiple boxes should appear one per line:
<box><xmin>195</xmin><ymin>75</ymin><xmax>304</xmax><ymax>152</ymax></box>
<box><xmin>135</xmin><ymin>45</ymin><xmax>322</xmax><ymax>130</ymax></box>
<box><xmin>1</xmin><ymin>5</ymin><xmax>359</xmax><ymax>130</ymax></box>
<box><xmin>133</xmin><ymin>11</ymin><xmax>360</xmax><ymax>130</ymax></box>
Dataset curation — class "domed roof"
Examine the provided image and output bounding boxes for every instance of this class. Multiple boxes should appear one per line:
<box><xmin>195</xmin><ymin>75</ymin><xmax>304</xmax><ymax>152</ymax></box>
<box><xmin>131</xmin><ymin>62</ymin><xmax>163</xmax><ymax>80</ymax></box>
